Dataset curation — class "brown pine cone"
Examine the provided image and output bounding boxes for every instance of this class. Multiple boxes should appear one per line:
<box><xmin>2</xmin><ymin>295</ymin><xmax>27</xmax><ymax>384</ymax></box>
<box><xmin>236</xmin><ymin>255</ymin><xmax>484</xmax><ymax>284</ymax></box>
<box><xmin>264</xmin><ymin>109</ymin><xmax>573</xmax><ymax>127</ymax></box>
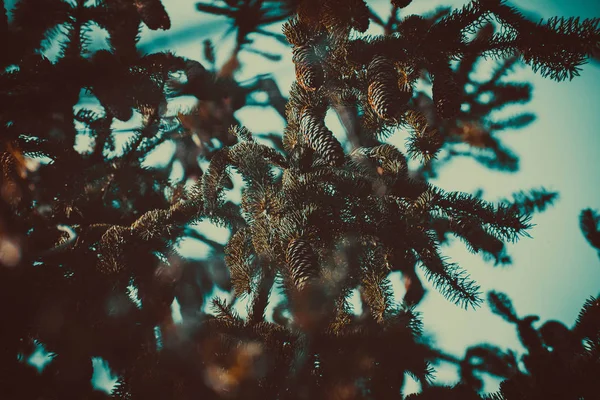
<box><xmin>293</xmin><ymin>45</ymin><xmax>324</xmax><ymax>91</ymax></box>
<box><xmin>299</xmin><ymin>110</ymin><xmax>345</xmax><ymax>166</ymax></box>
<box><xmin>367</xmin><ymin>56</ymin><xmax>408</xmax><ymax>120</ymax></box>
<box><xmin>286</xmin><ymin>238</ymin><xmax>320</xmax><ymax>291</ymax></box>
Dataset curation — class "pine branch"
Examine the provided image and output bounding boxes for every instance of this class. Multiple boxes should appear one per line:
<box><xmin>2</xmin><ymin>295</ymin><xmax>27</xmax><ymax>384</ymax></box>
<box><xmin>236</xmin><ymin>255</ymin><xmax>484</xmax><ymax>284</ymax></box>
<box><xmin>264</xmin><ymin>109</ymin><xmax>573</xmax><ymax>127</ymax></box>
<box><xmin>225</xmin><ymin>227</ymin><xmax>257</xmax><ymax>297</ymax></box>
<box><xmin>486</xmin><ymin>2</ymin><xmax>600</xmax><ymax>81</ymax></box>
<box><xmin>573</xmin><ymin>296</ymin><xmax>600</xmax><ymax>343</ymax></box>
<box><xmin>488</xmin><ymin>291</ymin><xmax>519</xmax><ymax>323</ymax></box>
<box><xmin>580</xmin><ymin>208</ymin><xmax>600</xmax><ymax>254</ymax></box>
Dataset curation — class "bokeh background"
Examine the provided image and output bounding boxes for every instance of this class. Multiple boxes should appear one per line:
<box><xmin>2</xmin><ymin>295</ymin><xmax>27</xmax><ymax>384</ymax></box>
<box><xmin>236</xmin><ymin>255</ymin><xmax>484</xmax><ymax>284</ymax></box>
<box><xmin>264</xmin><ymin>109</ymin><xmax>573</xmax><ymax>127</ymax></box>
<box><xmin>8</xmin><ymin>0</ymin><xmax>600</xmax><ymax>395</ymax></box>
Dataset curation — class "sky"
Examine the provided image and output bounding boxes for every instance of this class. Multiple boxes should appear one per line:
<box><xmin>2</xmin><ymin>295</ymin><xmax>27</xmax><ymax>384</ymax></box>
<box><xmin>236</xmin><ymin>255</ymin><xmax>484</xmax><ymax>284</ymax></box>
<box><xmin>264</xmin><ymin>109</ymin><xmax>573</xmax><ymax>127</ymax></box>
<box><xmin>7</xmin><ymin>0</ymin><xmax>600</xmax><ymax>395</ymax></box>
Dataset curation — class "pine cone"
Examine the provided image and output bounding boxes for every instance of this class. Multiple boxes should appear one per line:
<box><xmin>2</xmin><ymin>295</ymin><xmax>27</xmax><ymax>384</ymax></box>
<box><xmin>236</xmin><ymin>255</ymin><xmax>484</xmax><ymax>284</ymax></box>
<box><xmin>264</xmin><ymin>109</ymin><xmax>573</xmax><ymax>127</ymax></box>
<box><xmin>293</xmin><ymin>45</ymin><xmax>324</xmax><ymax>91</ymax></box>
<box><xmin>134</xmin><ymin>0</ymin><xmax>171</xmax><ymax>30</ymax></box>
<box><xmin>286</xmin><ymin>239</ymin><xmax>320</xmax><ymax>290</ymax></box>
<box><xmin>282</xmin><ymin>18</ymin><xmax>313</xmax><ymax>47</ymax></box>
<box><xmin>299</xmin><ymin>110</ymin><xmax>345</xmax><ymax>166</ymax></box>
<box><xmin>432</xmin><ymin>71</ymin><xmax>461</xmax><ymax>119</ymax></box>
<box><xmin>369</xmin><ymin>144</ymin><xmax>408</xmax><ymax>178</ymax></box>
<box><xmin>367</xmin><ymin>56</ymin><xmax>407</xmax><ymax>120</ymax></box>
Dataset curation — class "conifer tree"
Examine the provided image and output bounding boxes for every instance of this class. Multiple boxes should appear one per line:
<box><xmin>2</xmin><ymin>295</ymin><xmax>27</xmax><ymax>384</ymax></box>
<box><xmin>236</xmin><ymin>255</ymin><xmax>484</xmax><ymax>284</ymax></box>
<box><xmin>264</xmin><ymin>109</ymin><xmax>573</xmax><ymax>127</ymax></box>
<box><xmin>0</xmin><ymin>0</ymin><xmax>598</xmax><ymax>399</ymax></box>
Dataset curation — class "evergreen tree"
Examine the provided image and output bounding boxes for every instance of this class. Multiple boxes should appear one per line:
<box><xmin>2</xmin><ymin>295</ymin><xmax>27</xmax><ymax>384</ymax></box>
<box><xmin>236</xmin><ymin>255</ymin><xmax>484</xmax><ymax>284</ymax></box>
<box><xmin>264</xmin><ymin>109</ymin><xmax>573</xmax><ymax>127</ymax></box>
<box><xmin>0</xmin><ymin>0</ymin><xmax>598</xmax><ymax>399</ymax></box>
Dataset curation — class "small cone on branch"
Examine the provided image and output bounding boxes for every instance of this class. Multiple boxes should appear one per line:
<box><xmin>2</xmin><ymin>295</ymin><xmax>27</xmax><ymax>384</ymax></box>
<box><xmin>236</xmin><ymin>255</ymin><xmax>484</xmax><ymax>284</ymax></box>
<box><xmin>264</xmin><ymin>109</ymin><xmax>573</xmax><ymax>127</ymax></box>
<box><xmin>286</xmin><ymin>238</ymin><xmax>320</xmax><ymax>291</ymax></box>
<box><xmin>293</xmin><ymin>45</ymin><xmax>324</xmax><ymax>91</ymax></box>
<box><xmin>299</xmin><ymin>110</ymin><xmax>345</xmax><ymax>166</ymax></box>
<box><xmin>367</xmin><ymin>56</ymin><xmax>406</xmax><ymax>120</ymax></box>
<box><xmin>282</xmin><ymin>17</ymin><xmax>315</xmax><ymax>47</ymax></box>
